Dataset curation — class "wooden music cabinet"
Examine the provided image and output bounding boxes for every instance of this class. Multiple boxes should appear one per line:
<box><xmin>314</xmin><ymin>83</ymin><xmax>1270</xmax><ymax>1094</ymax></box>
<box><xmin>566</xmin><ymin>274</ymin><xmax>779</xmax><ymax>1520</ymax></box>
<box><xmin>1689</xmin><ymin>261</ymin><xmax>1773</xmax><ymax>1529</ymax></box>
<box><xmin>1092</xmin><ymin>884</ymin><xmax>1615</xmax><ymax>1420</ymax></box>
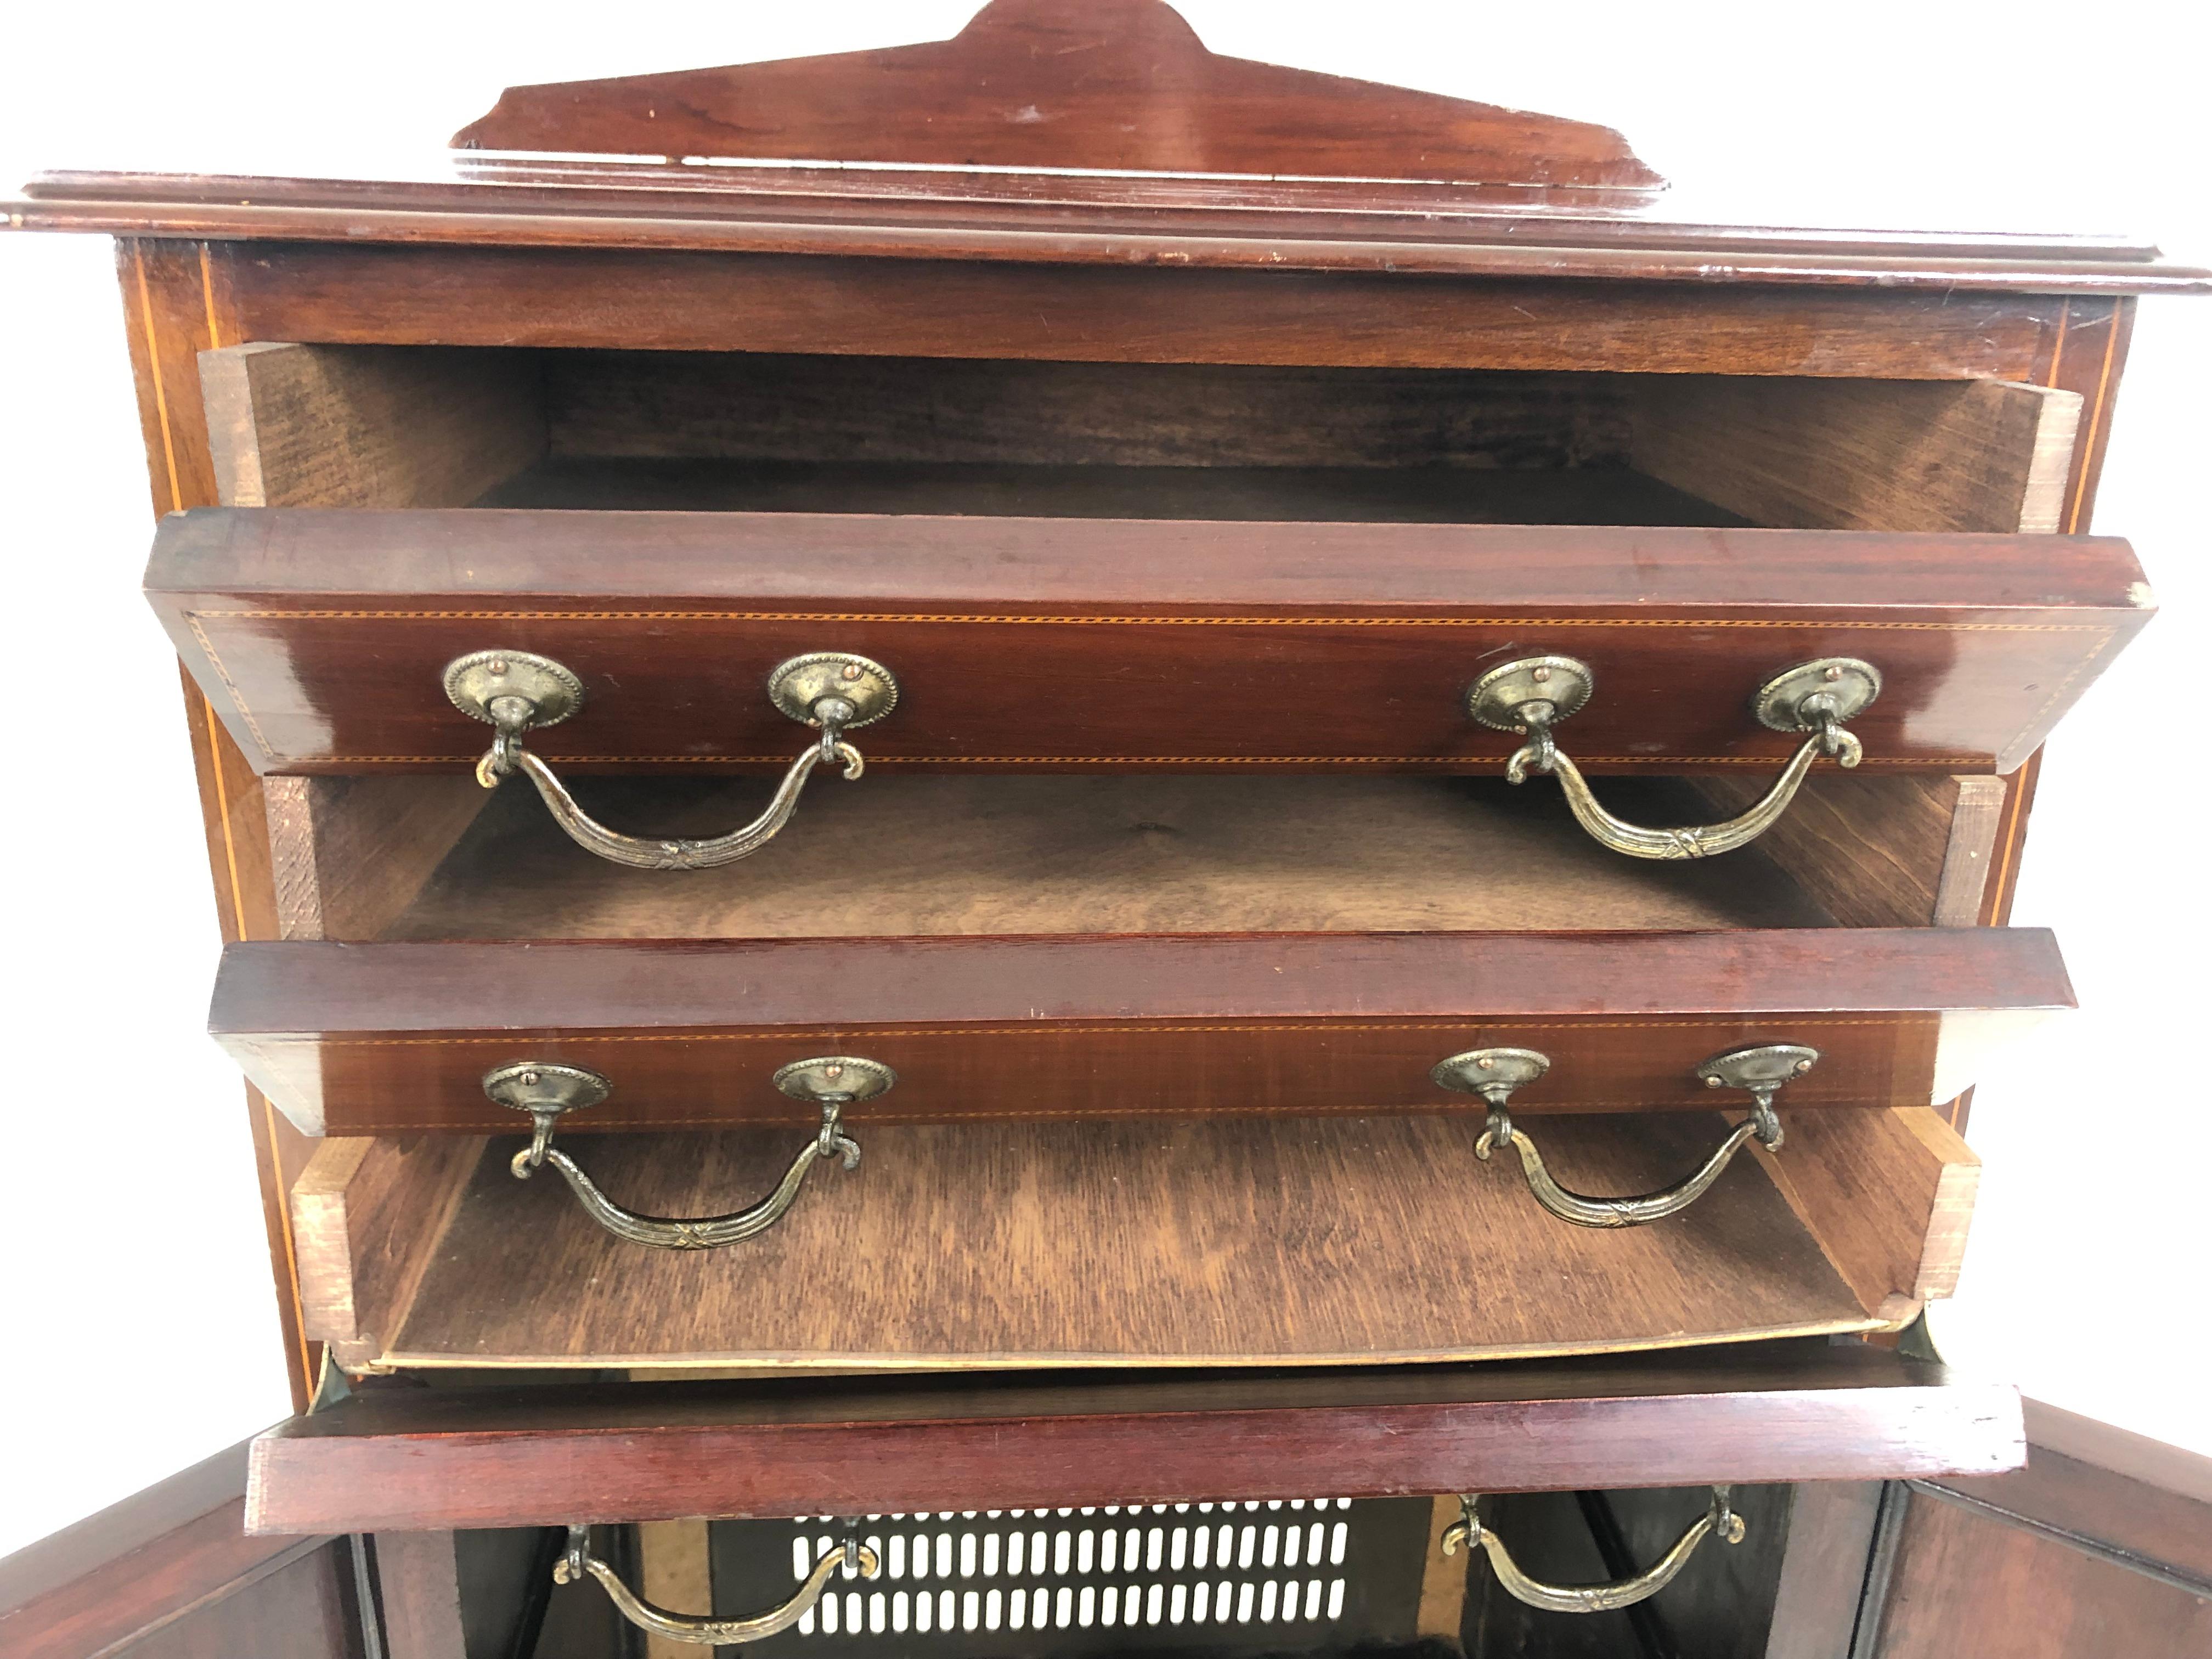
<box><xmin>4</xmin><ymin>3</ymin><xmax>2209</xmax><ymax>1655</ymax></box>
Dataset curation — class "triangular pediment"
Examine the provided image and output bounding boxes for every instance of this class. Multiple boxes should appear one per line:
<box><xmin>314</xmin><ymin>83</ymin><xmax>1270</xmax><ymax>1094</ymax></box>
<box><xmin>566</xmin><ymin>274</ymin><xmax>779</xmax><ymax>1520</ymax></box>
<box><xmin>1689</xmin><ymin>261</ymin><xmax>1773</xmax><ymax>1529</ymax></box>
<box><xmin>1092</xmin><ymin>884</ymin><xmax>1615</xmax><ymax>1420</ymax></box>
<box><xmin>453</xmin><ymin>0</ymin><xmax>1662</xmax><ymax>191</ymax></box>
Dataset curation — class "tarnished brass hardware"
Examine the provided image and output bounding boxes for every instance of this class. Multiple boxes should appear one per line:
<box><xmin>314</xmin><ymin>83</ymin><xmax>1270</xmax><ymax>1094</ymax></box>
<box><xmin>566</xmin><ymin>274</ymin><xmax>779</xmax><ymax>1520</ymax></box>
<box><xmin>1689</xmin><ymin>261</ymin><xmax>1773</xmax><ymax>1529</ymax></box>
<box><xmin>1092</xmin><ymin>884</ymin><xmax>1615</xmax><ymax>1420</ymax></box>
<box><xmin>1434</xmin><ymin>1042</ymin><xmax>1816</xmax><ymax>1228</ymax></box>
<box><xmin>555</xmin><ymin>1524</ymin><xmax>878</xmax><ymax>1645</ymax></box>
<box><xmin>487</xmin><ymin>1056</ymin><xmax>893</xmax><ymax>1250</ymax></box>
<box><xmin>442</xmin><ymin>648</ymin><xmax>899</xmax><ymax>870</ymax></box>
<box><xmin>1442</xmin><ymin>1490</ymin><xmax>1743</xmax><ymax>1614</ymax></box>
<box><xmin>1466</xmin><ymin>654</ymin><xmax>1880</xmax><ymax>860</ymax></box>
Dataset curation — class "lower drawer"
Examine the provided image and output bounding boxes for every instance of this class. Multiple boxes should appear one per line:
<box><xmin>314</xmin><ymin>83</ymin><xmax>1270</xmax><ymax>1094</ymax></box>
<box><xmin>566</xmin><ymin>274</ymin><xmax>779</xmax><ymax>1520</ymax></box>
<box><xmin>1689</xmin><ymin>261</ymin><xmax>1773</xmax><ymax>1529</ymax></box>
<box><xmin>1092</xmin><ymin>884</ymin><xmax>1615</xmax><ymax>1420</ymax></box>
<box><xmin>247</xmin><ymin>1341</ymin><xmax>2021</xmax><ymax>1534</ymax></box>
<box><xmin>295</xmin><ymin>1107</ymin><xmax>1974</xmax><ymax>1374</ymax></box>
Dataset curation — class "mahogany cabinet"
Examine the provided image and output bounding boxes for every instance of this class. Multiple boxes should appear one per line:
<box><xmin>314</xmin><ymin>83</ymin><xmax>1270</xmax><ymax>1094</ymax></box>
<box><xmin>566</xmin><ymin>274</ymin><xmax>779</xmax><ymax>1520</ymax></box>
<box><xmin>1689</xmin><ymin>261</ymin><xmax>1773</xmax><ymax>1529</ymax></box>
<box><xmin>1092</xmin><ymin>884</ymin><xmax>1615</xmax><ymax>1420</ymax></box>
<box><xmin>7</xmin><ymin>1</ymin><xmax>2208</xmax><ymax>1654</ymax></box>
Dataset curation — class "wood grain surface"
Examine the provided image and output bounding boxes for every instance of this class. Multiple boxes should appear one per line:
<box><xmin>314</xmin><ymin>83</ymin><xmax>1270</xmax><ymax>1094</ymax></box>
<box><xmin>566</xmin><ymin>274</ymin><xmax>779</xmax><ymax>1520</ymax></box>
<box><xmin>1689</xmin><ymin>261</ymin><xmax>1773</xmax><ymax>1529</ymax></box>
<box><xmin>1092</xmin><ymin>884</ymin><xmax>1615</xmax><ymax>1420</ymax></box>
<box><xmin>204</xmin><ymin>245</ymin><xmax>2086</xmax><ymax>378</ymax></box>
<box><xmin>1872</xmin><ymin>1487</ymin><xmax>2212</xmax><ymax>1657</ymax></box>
<box><xmin>212</xmin><ymin>926</ymin><xmax>2071</xmax><ymax>1137</ymax></box>
<box><xmin>199</xmin><ymin>342</ymin><xmax>544</xmax><ymax>510</ymax></box>
<box><xmin>284</xmin><ymin>1108</ymin><xmax>1967</xmax><ymax>1374</ymax></box>
<box><xmin>15</xmin><ymin>178</ymin><xmax>2203</xmax><ymax>296</ymax></box>
<box><xmin>0</xmin><ymin>1442</ymin><xmax>346</xmax><ymax>1659</ymax></box>
<box><xmin>1624</xmin><ymin>377</ymin><xmax>2081</xmax><ymax>534</ymax></box>
<box><xmin>382</xmin><ymin>775</ymin><xmax>1836</xmax><ymax>939</ymax></box>
<box><xmin>455</xmin><ymin>0</ymin><xmax>1662</xmax><ymax>188</ymax></box>
<box><xmin>243</xmin><ymin>1342</ymin><xmax>2025</xmax><ymax>1534</ymax></box>
<box><xmin>149</xmin><ymin>507</ymin><xmax>2150</xmax><ymax>777</ymax></box>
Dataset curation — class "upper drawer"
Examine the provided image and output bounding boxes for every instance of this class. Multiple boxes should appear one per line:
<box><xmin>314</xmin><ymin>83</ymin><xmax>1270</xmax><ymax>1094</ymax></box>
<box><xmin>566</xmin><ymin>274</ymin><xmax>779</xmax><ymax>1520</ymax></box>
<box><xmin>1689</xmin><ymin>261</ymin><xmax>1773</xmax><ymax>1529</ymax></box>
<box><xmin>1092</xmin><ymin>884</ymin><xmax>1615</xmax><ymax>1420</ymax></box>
<box><xmin>150</xmin><ymin>508</ymin><xmax>2148</xmax><ymax>777</ymax></box>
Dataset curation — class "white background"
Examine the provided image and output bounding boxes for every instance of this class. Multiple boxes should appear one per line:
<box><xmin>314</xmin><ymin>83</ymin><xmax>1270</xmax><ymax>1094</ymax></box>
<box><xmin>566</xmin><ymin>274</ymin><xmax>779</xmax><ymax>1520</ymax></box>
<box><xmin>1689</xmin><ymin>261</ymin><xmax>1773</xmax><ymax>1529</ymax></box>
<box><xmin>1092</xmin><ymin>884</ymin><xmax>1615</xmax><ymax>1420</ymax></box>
<box><xmin>1</xmin><ymin>1</ymin><xmax>2205</xmax><ymax>1558</ymax></box>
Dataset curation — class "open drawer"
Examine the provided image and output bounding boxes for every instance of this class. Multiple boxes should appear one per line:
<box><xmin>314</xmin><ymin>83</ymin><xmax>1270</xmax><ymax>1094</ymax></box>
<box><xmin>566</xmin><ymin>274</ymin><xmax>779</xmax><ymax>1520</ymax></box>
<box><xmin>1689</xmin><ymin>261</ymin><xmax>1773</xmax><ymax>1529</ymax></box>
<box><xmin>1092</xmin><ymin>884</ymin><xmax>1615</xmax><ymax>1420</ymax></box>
<box><xmin>293</xmin><ymin>1103</ymin><xmax>1978</xmax><ymax>1374</ymax></box>
<box><xmin>150</xmin><ymin>343</ymin><xmax>2150</xmax><ymax>882</ymax></box>
<box><xmin>149</xmin><ymin>508</ymin><xmax>2146</xmax><ymax>783</ymax></box>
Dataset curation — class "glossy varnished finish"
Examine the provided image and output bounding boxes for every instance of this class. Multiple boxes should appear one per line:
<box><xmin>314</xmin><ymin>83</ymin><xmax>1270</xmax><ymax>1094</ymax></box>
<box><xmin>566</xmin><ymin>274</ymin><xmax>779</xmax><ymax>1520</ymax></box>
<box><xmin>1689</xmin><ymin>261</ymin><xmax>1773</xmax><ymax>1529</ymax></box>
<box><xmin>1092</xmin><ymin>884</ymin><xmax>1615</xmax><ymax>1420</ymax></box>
<box><xmin>456</xmin><ymin>0</ymin><xmax>1662</xmax><ymax>189</ymax></box>
<box><xmin>207</xmin><ymin>243</ymin><xmax>2097</xmax><ymax>378</ymax></box>
<box><xmin>242</xmin><ymin>1344</ymin><xmax>2022</xmax><ymax>1536</ymax></box>
<box><xmin>0</xmin><ymin>1442</ymin><xmax>353</xmax><ymax>1659</ymax></box>
<box><xmin>1867</xmin><ymin>1403</ymin><xmax>2212</xmax><ymax>1657</ymax></box>
<box><xmin>149</xmin><ymin>510</ymin><xmax>2151</xmax><ymax>776</ymax></box>
<box><xmin>211</xmin><ymin>929</ymin><xmax>2070</xmax><ymax>1136</ymax></box>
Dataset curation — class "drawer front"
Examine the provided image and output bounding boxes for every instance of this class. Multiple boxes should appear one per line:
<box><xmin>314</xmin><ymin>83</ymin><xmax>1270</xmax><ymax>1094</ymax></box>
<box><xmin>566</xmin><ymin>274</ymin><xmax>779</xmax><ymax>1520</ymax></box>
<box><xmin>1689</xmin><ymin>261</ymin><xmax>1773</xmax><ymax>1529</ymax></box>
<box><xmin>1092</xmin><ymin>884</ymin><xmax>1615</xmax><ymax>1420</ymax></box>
<box><xmin>149</xmin><ymin>510</ymin><xmax>2150</xmax><ymax>776</ymax></box>
<box><xmin>213</xmin><ymin>929</ymin><xmax>2070</xmax><ymax>1136</ymax></box>
<box><xmin>244</xmin><ymin>1346</ymin><xmax>2023</xmax><ymax>1534</ymax></box>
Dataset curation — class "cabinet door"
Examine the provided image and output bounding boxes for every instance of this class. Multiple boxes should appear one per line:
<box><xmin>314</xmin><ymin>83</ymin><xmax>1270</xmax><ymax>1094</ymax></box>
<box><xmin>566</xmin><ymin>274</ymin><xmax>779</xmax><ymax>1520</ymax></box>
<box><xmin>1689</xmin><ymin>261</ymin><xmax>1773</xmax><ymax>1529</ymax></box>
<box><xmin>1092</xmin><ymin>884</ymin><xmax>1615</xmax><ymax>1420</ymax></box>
<box><xmin>0</xmin><ymin>1442</ymin><xmax>358</xmax><ymax>1659</ymax></box>
<box><xmin>1791</xmin><ymin>1401</ymin><xmax>2212</xmax><ymax>1658</ymax></box>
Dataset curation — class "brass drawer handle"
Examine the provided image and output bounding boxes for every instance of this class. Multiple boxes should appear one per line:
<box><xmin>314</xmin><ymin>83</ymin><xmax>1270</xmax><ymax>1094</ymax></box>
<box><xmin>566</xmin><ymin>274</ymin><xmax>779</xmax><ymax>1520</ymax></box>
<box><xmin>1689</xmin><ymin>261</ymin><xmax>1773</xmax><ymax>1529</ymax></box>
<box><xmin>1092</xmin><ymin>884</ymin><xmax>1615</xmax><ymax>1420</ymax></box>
<box><xmin>486</xmin><ymin>1056</ymin><xmax>893</xmax><ymax>1249</ymax></box>
<box><xmin>444</xmin><ymin>650</ymin><xmax>899</xmax><ymax>870</ymax></box>
<box><xmin>555</xmin><ymin>1525</ymin><xmax>877</xmax><ymax>1645</ymax></box>
<box><xmin>1442</xmin><ymin>1489</ymin><xmax>1743</xmax><ymax>1614</ymax></box>
<box><xmin>1468</xmin><ymin>656</ymin><xmax>1880</xmax><ymax>860</ymax></box>
<box><xmin>1432</xmin><ymin>1043</ymin><xmax>1816</xmax><ymax>1228</ymax></box>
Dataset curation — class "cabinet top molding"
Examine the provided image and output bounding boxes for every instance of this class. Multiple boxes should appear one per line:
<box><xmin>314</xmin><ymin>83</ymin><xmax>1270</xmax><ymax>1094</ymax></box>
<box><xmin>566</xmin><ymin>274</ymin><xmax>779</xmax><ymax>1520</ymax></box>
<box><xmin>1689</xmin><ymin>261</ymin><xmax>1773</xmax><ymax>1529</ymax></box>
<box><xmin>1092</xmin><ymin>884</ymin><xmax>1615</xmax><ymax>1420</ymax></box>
<box><xmin>7</xmin><ymin>0</ymin><xmax>2208</xmax><ymax>292</ymax></box>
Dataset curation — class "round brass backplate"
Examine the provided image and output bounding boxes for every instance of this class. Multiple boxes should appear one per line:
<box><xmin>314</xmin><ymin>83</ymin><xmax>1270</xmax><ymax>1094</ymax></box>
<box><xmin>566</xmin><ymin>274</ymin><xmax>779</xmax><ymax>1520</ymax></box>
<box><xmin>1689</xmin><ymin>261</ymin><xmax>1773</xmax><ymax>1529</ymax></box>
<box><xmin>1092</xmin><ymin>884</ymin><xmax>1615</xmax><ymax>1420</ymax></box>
<box><xmin>1751</xmin><ymin>658</ymin><xmax>1881</xmax><ymax>734</ymax></box>
<box><xmin>1431</xmin><ymin>1047</ymin><xmax>1553</xmax><ymax>1096</ymax></box>
<box><xmin>481</xmin><ymin>1061</ymin><xmax>613</xmax><ymax>1115</ymax></box>
<box><xmin>1696</xmin><ymin>1044</ymin><xmax>1820</xmax><ymax>1093</ymax></box>
<box><xmin>774</xmin><ymin>1056</ymin><xmax>899</xmax><ymax>1102</ymax></box>
<box><xmin>443</xmin><ymin>650</ymin><xmax>585</xmax><ymax>728</ymax></box>
<box><xmin>1466</xmin><ymin>656</ymin><xmax>1595</xmax><ymax>732</ymax></box>
<box><xmin>768</xmin><ymin>653</ymin><xmax>900</xmax><ymax>728</ymax></box>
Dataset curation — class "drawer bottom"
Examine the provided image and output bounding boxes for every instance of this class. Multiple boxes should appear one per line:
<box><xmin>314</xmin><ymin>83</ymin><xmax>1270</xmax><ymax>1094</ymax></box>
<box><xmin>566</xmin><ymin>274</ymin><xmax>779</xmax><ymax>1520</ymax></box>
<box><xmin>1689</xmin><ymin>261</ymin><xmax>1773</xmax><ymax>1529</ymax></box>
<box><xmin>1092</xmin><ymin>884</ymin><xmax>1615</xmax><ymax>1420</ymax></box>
<box><xmin>294</xmin><ymin>1109</ymin><xmax>1971</xmax><ymax>1375</ymax></box>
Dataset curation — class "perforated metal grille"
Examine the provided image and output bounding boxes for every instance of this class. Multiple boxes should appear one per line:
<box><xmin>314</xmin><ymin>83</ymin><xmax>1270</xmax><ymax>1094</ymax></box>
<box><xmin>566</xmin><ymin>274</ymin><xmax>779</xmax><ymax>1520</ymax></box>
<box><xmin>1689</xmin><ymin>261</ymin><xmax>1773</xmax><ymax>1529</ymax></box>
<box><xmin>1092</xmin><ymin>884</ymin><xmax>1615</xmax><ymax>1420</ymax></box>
<box><xmin>709</xmin><ymin>1497</ymin><xmax>1431</xmax><ymax>1656</ymax></box>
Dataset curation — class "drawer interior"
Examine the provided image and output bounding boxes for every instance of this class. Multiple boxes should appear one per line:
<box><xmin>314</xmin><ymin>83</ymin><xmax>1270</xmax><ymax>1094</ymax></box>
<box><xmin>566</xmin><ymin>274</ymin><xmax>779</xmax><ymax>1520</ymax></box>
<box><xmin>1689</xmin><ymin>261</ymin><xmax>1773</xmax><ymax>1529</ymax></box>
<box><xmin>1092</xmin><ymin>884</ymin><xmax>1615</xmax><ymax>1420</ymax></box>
<box><xmin>266</xmin><ymin>769</ymin><xmax>2004</xmax><ymax>943</ymax></box>
<box><xmin>292</xmin><ymin>1106</ymin><xmax>1972</xmax><ymax>1376</ymax></box>
<box><xmin>201</xmin><ymin>344</ymin><xmax>2079</xmax><ymax>535</ymax></box>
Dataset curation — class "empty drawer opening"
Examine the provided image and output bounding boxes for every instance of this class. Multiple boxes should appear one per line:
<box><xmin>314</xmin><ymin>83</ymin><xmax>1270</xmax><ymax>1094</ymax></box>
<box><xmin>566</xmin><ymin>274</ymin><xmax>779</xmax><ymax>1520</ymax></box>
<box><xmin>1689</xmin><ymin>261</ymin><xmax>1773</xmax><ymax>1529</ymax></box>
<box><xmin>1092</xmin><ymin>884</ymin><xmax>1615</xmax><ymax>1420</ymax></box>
<box><xmin>200</xmin><ymin>343</ymin><xmax>2079</xmax><ymax>534</ymax></box>
<box><xmin>259</xmin><ymin>768</ymin><xmax>2000</xmax><ymax>944</ymax></box>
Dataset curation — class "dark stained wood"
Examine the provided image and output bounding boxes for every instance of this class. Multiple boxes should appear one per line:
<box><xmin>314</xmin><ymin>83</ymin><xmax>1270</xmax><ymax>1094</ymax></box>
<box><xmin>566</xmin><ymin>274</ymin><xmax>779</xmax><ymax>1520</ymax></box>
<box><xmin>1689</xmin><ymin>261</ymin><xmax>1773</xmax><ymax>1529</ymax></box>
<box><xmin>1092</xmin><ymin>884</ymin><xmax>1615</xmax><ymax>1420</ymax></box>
<box><xmin>210</xmin><ymin>928</ymin><xmax>2072</xmax><ymax>1137</ymax></box>
<box><xmin>263</xmin><ymin>776</ymin><xmax>493</xmax><ymax>941</ymax></box>
<box><xmin>244</xmin><ymin>1343</ymin><xmax>2023</xmax><ymax>1534</ymax></box>
<box><xmin>1874</xmin><ymin>1487</ymin><xmax>2211</xmax><ymax>1657</ymax></box>
<box><xmin>483</xmin><ymin>454</ymin><xmax>1739</xmax><ymax>524</ymax></box>
<box><xmin>292</xmin><ymin>1105</ymin><xmax>1965</xmax><ymax>1374</ymax></box>
<box><xmin>370</xmin><ymin>1533</ymin><xmax>465</xmax><ymax>1659</ymax></box>
<box><xmin>0</xmin><ymin>1441</ymin><xmax>350</xmax><ymax>1659</ymax></box>
<box><xmin>1920</xmin><ymin>1400</ymin><xmax>2212</xmax><ymax>1586</ymax></box>
<box><xmin>354</xmin><ymin>774</ymin><xmax>1846</xmax><ymax>946</ymax></box>
<box><xmin>208</xmin><ymin>243</ymin><xmax>2091</xmax><ymax>377</ymax></box>
<box><xmin>539</xmin><ymin>352</ymin><xmax>1643</xmax><ymax>471</ymax></box>
<box><xmin>117</xmin><ymin>238</ymin><xmax>319</xmax><ymax>1415</ymax></box>
<box><xmin>1623</xmin><ymin>377</ymin><xmax>2081</xmax><ymax>534</ymax></box>
<box><xmin>1761</xmin><ymin>1481</ymin><xmax>1883</xmax><ymax>1659</ymax></box>
<box><xmin>455</xmin><ymin>0</ymin><xmax>1660</xmax><ymax>191</ymax></box>
<box><xmin>1849</xmin><ymin>1402</ymin><xmax>2212</xmax><ymax>1658</ymax></box>
<box><xmin>14</xmin><ymin>177</ymin><xmax>2205</xmax><ymax>294</ymax></box>
<box><xmin>1681</xmin><ymin>774</ymin><xmax>1987</xmax><ymax>930</ymax></box>
<box><xmin>148</xmin><ymin>509</ymin><xmax>2151</xmax><ymax>776</ymax></box>
<box><xmin>199</xmin><ymin>342</ymin><xmax>545</xmax><ymax>509</ymax></box>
